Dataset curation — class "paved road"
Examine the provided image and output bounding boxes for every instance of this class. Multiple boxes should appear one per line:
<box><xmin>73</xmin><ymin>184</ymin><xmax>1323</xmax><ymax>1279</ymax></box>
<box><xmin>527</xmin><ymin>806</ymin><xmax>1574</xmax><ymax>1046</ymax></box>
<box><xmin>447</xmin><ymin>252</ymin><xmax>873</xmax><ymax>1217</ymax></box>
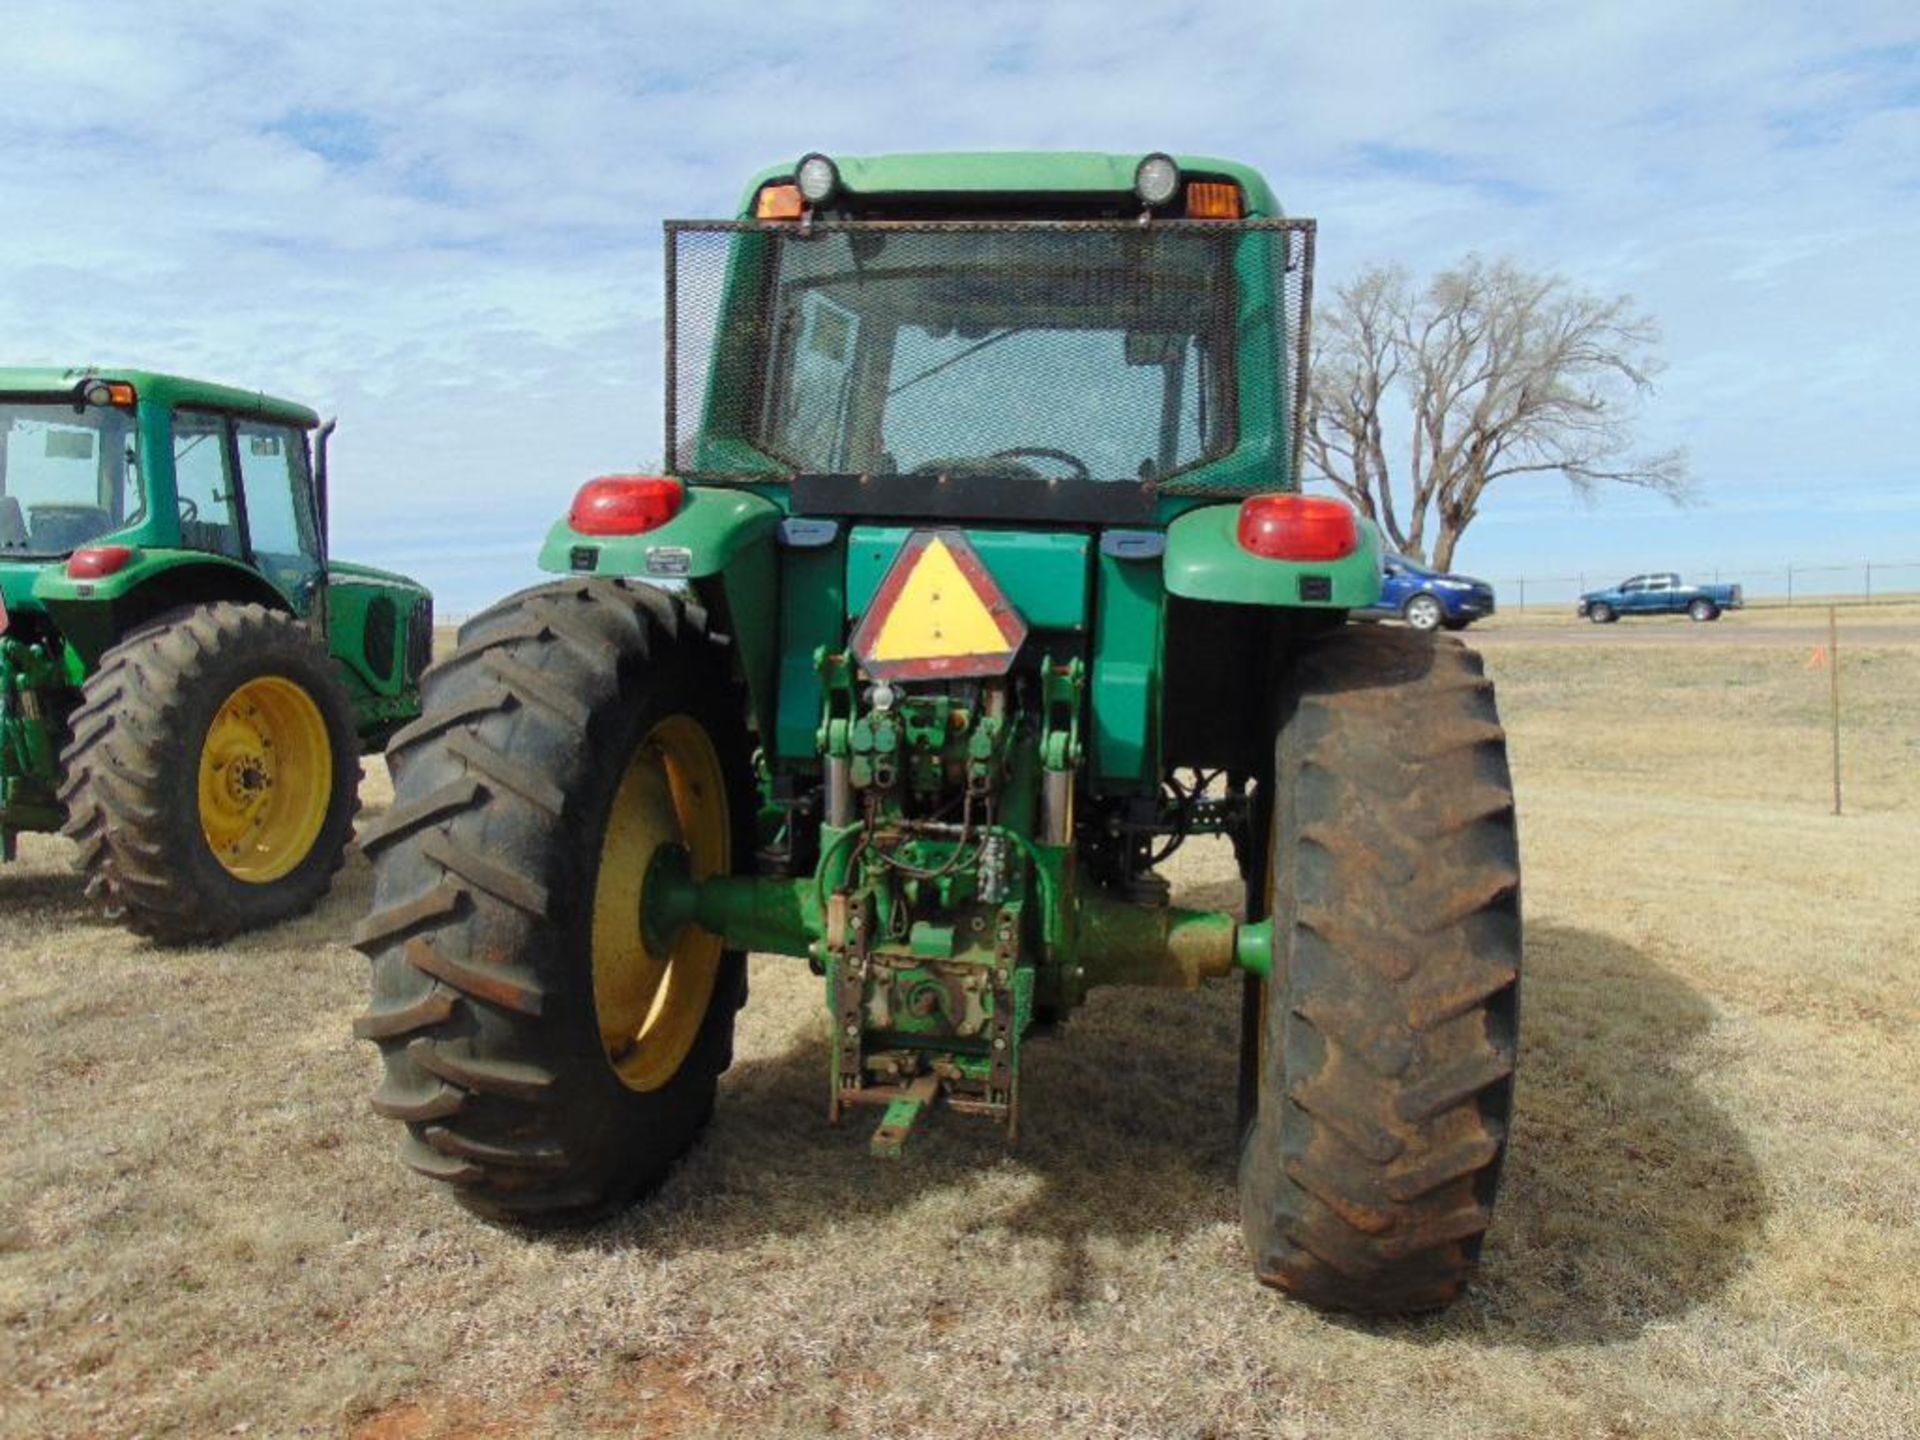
<box><xmin>1468</xmin><ymin>619</ymin><xmax>1920</xmax><ymax>648</ymax></box>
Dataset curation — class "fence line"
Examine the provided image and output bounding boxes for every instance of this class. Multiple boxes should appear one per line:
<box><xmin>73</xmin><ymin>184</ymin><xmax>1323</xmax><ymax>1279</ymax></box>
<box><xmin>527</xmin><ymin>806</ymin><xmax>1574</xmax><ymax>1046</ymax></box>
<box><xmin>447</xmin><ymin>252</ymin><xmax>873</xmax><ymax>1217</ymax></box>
<box><xmin>441</xmin><ymin>561</ymin><xmax>1920</xmax><ymax>627</ymax></box>
<box><xmin>1497</xmin><ymin>561</ymin><xmax>1920</xmax><ymax>611</ymax></box>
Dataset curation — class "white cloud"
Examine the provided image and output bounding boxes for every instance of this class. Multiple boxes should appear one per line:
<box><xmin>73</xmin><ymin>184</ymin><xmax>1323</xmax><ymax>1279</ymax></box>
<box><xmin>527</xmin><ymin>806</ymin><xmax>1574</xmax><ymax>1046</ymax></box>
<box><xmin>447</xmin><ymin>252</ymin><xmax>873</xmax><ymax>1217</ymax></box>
<box><xmin>2</xmin><ymin>0</ymin><xmax>1915</xmax><ymax>602</ymax></box>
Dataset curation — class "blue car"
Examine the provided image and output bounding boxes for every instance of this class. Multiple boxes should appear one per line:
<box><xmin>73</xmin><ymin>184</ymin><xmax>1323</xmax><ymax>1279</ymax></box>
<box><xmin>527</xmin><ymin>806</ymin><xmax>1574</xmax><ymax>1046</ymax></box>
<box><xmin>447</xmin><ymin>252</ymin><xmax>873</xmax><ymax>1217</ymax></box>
<box><xmin>1361</xmin><ymin>554</ymin><xmax>1497</xmax><ymax>632</ymax></box>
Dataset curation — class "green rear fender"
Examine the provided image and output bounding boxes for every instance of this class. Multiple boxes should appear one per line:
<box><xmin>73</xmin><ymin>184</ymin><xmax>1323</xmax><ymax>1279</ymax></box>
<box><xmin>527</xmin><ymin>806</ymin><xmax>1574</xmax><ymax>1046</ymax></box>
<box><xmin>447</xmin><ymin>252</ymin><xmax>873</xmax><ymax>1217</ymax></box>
<box><xmin>538</xmin><ymin>484</ymin><xmax>784</xmax><ymax>743</ymax></box>
<box><xmin>1162</xmin><ymin>503</ymin><xmax>1383</xmax><ymax>609</ymax></box>
<box><xmin>33</xmin><ymin>549</ymin><xmax>291</xmax><ymax>667</ymax></box>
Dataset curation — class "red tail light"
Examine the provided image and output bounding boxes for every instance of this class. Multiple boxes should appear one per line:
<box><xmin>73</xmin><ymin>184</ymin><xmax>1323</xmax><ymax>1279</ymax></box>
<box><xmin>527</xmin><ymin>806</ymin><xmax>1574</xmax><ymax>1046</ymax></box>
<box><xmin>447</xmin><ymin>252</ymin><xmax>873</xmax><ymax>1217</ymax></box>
<box><xmin>569</xmin><ymin>475</ymin><xmax>684</xmax><ymax>536</ymax></box>
<box><xmin>1235</xmin><ymin>494</ymin><xmax>1358</xmax><ymax>561</ymax></box>
<box><xmin>67</xmin><ymin>545</ymin><xmax>136</xmax><ymax>579</ymax></box>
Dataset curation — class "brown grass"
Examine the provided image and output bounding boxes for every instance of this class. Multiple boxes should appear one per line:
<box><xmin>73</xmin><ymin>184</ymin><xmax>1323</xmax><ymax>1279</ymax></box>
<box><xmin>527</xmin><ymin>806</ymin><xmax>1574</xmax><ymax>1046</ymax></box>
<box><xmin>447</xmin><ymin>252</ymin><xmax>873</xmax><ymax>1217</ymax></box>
<box><xmin>3</xmin><ymin>619</ymin><xmax>1916</xmax><ymax>1439</ymax></box>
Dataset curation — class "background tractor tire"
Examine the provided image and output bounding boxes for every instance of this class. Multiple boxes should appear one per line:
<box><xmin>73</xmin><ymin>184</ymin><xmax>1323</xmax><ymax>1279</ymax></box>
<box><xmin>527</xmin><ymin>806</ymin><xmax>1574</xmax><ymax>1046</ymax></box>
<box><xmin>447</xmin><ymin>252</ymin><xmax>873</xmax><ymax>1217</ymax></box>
<box><xmin>1239</xmin><ymin>625</ymin><xmax>1520</xmax><ymax>1314</ymax></box>
<box><xmin>59</xmin><ymin>603</ymin><xmax>360</xmax><ymax>943</ymax></box>
<box><xmin>353</xmin><ymin>579</ymin><xmax>751</xmax><ymax>1224</ymax></box>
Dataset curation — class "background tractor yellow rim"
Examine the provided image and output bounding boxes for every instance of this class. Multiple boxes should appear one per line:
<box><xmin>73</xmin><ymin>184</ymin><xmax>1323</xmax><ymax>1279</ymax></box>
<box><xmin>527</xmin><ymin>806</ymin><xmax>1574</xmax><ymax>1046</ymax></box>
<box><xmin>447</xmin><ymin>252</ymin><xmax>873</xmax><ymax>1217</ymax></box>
<box><xmin>591</xmin><ymin>714</ymin><xmax>728</xmax><ymax>1092</ymax></box>
<box><xmin>197</xmin><ymin>675</ymin><xmax>333</xmax><ymax>884</ymax></box>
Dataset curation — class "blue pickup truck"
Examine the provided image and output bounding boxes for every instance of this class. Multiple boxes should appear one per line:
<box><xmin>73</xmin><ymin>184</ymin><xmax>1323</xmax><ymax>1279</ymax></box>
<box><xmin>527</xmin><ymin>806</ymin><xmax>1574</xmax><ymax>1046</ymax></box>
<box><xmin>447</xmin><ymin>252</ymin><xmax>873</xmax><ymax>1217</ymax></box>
<box><xmin>1577</xmin><ymin>572</ymin><xmax>1744</xmax><ymax>623</ymax></box>
<box><xmin>1360</xmin><ymin>554</ymin><xmax>1498</xmax><ymax>631</ymax></box>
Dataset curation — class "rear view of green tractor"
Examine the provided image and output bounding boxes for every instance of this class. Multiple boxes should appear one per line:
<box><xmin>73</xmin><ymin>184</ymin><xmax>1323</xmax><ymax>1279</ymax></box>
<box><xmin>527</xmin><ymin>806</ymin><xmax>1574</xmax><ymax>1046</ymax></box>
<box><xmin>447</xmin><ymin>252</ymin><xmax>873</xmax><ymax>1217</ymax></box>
<box><xmin>357</xmin><ymin>153</ymin><xmax>1520</xmax><ymax>1314</ymax></box>
<box><xmin>1</xmin><ymin>369</ymin><xmax>429</xmax><ymax>941</ymax></box>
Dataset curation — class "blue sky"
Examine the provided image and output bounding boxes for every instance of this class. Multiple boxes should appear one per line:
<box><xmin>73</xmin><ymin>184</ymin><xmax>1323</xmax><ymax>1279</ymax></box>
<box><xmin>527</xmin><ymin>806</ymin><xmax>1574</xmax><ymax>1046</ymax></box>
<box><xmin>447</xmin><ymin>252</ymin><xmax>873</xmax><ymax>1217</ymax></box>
<box><xmin>2</xmin><ymin>2</ymin><xmax>1915</xmax><ymax>610</ymax></box>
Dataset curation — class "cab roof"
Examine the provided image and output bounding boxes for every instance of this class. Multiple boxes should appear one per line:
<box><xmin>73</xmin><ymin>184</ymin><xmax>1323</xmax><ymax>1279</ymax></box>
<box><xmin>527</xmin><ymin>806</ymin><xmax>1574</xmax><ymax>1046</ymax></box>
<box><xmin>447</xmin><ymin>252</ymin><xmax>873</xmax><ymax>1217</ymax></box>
<box><xmin>736</xmin><ymin>151</ymin><xmax>1284</xmax><ymax>219</ymax></box>
<box><xmin>0</xmin><ymin>367</ymin><xmax>319</xmax><ymax>428</ymax></box>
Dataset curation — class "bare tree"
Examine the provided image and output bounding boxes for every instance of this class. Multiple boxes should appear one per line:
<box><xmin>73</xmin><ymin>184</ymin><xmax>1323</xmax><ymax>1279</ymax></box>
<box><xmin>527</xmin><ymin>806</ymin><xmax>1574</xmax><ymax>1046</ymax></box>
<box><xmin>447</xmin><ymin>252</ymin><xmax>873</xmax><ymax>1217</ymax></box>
<box><xmin>1305</xmin><ymin>255</ymin><xmax>1689</xmax><ymax>570</ymax></box>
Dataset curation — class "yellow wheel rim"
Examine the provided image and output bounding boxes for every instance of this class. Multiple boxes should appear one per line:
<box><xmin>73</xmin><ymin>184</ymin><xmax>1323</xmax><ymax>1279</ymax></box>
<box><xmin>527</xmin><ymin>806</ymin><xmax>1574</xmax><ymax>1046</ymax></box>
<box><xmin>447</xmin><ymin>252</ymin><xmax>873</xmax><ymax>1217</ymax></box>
<box><xmin>592</xmin><ymin>715</ymin><xmax>729</xmax><ymax>1092</ymax></box>
<box><xmin>197</xmin><ymin>675</ymin><xmax>333</xmax><ymax>884</ymax></box>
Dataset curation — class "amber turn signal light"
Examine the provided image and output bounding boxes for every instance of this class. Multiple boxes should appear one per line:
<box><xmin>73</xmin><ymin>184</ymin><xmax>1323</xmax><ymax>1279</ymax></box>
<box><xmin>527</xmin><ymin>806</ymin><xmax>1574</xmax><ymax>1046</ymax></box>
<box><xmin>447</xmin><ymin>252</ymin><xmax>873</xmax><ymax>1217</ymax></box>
<box><xmin>1186</xmin><ymin>182</ymin><xmax>1244</xmax><ymax>219</ymax></box>
<box><xmin>81</xmin><ymin>380</ymin><xmax>137</xmax><ymax>407</ymax></box>
<box><xmin>755</xmin><ymin>183</ymin><xmax>805</xmax><ymax>220</ymax></box>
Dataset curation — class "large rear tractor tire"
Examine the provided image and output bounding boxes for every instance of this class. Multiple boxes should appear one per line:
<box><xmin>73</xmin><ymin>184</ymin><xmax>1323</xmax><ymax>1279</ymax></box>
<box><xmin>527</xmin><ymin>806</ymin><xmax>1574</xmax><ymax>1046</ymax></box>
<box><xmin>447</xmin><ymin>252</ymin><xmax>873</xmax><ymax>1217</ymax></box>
<box><xmin>1239</xmin><ymin>626</ymin><xmax>1520</xmax><ymax>1314</ymax></box>
<box><xmin>353</xmin><ymin>579</ymin><xmax>751</xmax><ymax>1223</ymax></box>
<box><xmin>59</xmin><ymin>603</ymin><xmax>360</xmax><ymax>943</ymax></box>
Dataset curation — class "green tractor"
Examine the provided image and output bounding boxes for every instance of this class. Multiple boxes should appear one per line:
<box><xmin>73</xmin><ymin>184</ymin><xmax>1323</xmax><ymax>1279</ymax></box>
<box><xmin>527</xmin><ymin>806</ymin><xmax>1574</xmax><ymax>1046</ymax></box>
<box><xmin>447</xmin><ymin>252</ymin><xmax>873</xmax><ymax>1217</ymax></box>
<box><xmin>356</xmin><ymin>153</ymin><xmax>1520</xmax><ymax>1314</ymax></box>
<box><xmin>1</xmin><ymin>368</ymin><xmax>430</xmax><ymax>941</ymax></box>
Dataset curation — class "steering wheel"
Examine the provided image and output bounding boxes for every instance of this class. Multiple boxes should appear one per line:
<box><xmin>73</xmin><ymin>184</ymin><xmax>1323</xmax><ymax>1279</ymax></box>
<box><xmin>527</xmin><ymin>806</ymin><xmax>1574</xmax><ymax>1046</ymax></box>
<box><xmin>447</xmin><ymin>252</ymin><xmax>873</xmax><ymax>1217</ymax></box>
<box><xmin>177</xmin><ymin>497</ymin><xmax>199</xmax><ymax>523</ymax></box>
<box><xmin>987</xmin><ymin>447</ymin><xmax>1092</xmax><ymax>481</ymax></box>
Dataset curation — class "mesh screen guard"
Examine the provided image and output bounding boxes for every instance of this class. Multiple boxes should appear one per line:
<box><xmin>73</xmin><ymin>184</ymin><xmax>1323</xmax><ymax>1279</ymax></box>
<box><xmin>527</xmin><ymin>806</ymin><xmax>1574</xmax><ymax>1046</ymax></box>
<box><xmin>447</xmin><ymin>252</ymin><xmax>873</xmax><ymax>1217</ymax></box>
<box><xmin>664</xmin><ymin>218</ymin><xmax>1315</xmax><ymax>499</ymax></box>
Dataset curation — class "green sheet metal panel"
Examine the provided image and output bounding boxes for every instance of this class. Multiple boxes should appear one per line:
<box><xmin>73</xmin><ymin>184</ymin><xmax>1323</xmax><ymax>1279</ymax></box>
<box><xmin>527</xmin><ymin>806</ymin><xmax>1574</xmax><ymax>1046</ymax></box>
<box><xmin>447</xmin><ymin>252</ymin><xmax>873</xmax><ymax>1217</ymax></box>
<box><xmin>845</xmin><ymin>527</ymin><xmax>1091</xmax><ymax>633</ymax></box>
<box><xmin>735</xmin><ymin>152</ymin><xmax>1285</xmax><ymax>221</ymax></box>
<box><xmin>1089</xmin><ymin>547</ymin><xmax>1164</xmax><ymax>793</ymax></box>
<box><xmin>0</xmin><ymin>367</ymin><xmax>319</xmax><ymax>429</ymax></box>
<box><xmin>774</xmin><ymin>534</ymin><xmax>845</xmax><ymax>767</ymax></box>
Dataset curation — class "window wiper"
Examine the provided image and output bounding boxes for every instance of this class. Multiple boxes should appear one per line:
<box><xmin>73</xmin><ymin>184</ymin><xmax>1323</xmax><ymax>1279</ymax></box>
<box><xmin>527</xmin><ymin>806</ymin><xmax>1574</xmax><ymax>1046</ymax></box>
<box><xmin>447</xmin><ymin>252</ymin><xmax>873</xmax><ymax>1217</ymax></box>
<box><xmin>886</xmin><ymin>328</ymin><xmax>1028</xmax><ymax>400</ymax></box>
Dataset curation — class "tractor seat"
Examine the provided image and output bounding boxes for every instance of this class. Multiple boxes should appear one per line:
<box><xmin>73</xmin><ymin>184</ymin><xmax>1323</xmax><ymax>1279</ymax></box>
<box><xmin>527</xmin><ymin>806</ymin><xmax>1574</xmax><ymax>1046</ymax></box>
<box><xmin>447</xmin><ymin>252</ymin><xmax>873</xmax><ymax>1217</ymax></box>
<box><xmin>180</xmin><ymin>518</ymin><xmax>243</xmax><ymax>558</ymax></box>
<box><xmin>0</xmin><ymin>496</ymin><xmax>26</xmax><ymax>550</ymax></box>
<box><xmin>28</xmin><ymin>505</ymin><xmax>112</xmax><ymax>554</ymax></box>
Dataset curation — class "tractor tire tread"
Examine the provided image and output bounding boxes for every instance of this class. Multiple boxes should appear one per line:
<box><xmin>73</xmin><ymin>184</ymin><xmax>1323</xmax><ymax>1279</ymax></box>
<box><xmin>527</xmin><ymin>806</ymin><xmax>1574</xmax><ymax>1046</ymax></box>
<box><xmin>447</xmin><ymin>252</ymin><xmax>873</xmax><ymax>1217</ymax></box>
<box><xmin>355</xmin><ymin>578</ymin><xmax>748</xmax><ymax>1222</ymax></box>
<box><xmin>1241</xmin><ymin>625</ymin><xmax>1520</xmax><ymax>1315</ymax></box>
<box><xmin>57</xmin><ymin>602</ymin><xmax>360</xmax><ymax>943</ymax></box>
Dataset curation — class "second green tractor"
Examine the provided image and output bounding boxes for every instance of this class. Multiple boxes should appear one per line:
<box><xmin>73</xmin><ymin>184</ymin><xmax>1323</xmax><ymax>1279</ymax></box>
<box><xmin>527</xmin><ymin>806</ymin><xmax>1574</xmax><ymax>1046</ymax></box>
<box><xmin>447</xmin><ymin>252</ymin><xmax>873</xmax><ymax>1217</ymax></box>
<box><xmin>1</xmin><ymin>369</ymin><xmax>429</xmax><ymax>941</ymax></box>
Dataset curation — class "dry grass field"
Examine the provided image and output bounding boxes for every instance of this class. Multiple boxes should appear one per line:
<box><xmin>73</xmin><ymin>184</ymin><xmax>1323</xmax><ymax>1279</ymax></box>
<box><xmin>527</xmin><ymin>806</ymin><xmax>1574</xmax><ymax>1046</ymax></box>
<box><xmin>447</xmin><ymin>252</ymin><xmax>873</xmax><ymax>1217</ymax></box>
<box><xmin>4</xmin><ymin>606</ymin><xmax>1917</xmax><ymax>1439</ymax></box>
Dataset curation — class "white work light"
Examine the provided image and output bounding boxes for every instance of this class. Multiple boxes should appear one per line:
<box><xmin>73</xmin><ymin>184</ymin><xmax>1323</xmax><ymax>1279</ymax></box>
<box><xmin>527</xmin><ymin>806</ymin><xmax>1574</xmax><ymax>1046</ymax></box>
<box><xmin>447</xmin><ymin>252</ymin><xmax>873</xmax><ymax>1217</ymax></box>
<box><xmin>1134</xmin><ymin>153</ymin><xmax>1180</xmax><ymax>207</ymax></box>
<box><xmin>796</xmin><ymin>153</ymin><xmax>840</xmax><ymax>205</ymax></box>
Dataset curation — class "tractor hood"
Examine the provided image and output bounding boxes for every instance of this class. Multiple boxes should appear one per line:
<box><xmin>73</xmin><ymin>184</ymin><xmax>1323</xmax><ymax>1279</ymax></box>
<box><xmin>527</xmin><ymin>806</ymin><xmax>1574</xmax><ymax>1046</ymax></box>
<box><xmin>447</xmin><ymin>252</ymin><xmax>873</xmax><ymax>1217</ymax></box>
<box><xmin>328</xmin><ymin>558</ymin><xmax>432</xmax><ymax>602</ymax></box>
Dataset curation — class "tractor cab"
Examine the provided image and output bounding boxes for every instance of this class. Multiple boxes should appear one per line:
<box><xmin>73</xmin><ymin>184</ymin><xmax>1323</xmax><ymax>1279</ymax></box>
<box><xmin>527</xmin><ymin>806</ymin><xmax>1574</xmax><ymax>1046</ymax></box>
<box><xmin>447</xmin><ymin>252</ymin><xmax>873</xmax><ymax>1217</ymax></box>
<box><xmin>1</xmin><ymin>371</ymin><xmax>330</xmax><ymax>628</ymax></box>
<box><xmin>667</xmin><ymin>151</ymin><xmax>1306</xmax><ymax>514</ymax></box>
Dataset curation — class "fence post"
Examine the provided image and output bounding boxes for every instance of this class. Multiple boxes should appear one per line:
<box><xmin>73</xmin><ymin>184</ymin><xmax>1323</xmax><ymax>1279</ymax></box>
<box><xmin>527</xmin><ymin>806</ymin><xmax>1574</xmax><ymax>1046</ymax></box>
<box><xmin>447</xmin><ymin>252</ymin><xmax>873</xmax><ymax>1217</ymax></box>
<box><xmin>1865</xmin><ymin>562</ymin><xmax>1873</xmax><ymax>603</ymax></box>
<box><xmin>1517</xmin><ymin>577</ymin><xmax>1525</xmax><ymax>612</ymax></box>
<box><xmin>1829</xmin><ymin>606</ymin><xmax>1842</xmax><ymax>817</ymax></box>
<box><xmin>1787</xmin><ymin>565</ymin><xmax>1794</xmax><ymax>606</ymax></box>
